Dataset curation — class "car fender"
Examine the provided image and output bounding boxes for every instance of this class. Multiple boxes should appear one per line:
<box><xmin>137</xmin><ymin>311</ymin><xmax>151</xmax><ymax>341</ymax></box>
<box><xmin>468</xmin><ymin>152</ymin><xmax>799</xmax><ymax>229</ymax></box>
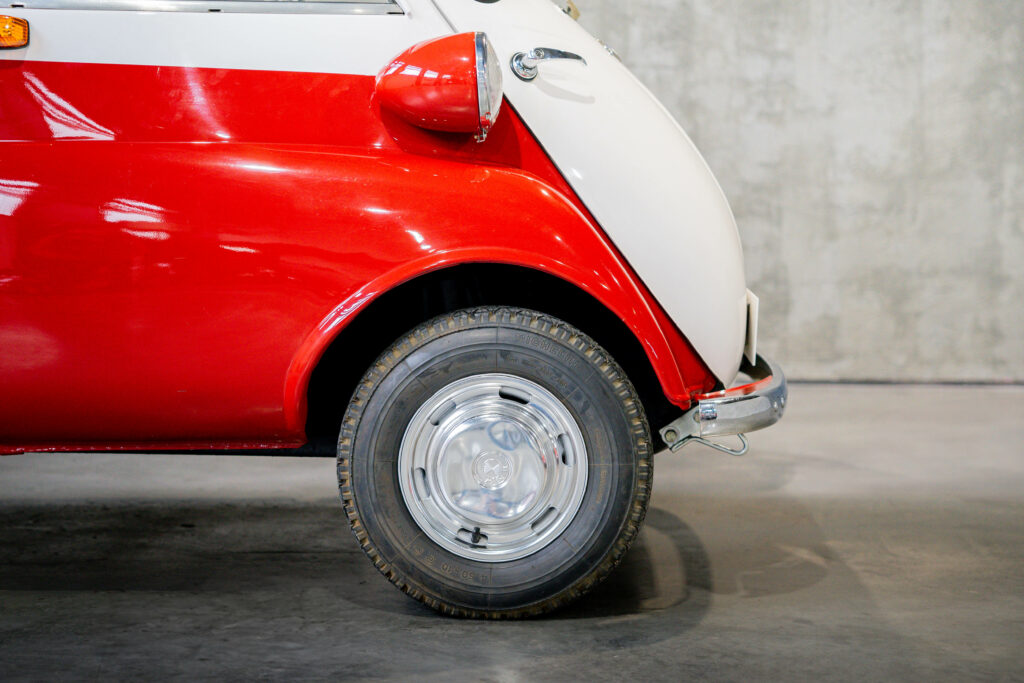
<box><xmin>281</xmin><ymin>162</ymin><xmax>715</xmax><ymax>436</ymax></box>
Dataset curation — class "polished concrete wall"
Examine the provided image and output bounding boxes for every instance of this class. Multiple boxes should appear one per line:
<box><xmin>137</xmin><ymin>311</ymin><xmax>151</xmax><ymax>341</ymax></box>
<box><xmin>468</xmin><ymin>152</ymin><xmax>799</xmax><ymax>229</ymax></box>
<box><xmin>576</xmin><ymin>0</ymin><xmax>1023</xmax><ymax>381</ymax></box>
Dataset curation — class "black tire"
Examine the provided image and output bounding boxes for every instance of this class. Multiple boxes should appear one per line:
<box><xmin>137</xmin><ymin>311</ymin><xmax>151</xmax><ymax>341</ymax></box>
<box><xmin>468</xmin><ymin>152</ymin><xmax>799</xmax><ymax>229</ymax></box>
<box><xmin>337</xmin><ymin>307</ymin><xmax>652</xmax><ymax>618</ymax></box>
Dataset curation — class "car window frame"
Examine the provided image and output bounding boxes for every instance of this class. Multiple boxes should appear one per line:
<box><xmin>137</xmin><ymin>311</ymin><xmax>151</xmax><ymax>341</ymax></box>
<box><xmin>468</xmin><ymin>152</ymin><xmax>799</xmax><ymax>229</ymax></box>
<box><xmin>5</xmin><ymin>0</ymin><xmax>404</xmax><ymax>15</ymax></box>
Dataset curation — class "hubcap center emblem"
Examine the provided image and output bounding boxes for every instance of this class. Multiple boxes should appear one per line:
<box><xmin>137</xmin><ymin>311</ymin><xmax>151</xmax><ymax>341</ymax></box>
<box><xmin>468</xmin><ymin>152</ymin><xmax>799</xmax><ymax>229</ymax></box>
<box><xmin>472</xmin><ymin>451</ymin><xmax>513</xmax><ymax>490</ymax></box>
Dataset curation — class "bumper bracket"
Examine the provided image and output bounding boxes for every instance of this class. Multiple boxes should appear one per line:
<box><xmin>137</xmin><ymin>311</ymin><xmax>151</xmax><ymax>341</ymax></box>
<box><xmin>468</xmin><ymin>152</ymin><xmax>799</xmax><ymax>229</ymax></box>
<box><xmin>659</xmin><ymin>354</ymin><xmax>787</xmax><ymax>455</ymax></box>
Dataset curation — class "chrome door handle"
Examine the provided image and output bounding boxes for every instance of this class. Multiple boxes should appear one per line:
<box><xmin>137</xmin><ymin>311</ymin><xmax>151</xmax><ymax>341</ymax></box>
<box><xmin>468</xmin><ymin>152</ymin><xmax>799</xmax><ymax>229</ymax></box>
<box><xmin>510</xmin><ymin>48</ymin><xmax>587</xmax><ymax>81</ymax></box>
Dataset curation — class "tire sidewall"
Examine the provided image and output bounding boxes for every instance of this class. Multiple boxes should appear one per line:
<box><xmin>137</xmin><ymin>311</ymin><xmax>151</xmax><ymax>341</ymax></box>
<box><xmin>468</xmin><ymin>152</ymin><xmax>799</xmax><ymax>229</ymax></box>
<box><xmin>342</xmin><ymin>309</ymin><xmax>648</xmax><ymax>614</ymax></box>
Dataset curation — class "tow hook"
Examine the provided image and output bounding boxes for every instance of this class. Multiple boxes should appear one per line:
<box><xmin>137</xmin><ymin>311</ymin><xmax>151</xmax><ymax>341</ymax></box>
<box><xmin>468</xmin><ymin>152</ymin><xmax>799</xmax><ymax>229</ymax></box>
<box><xmin>662</xmin><ymin>413</ymin><xmax>749</xmax><ymax>456</ymax></box>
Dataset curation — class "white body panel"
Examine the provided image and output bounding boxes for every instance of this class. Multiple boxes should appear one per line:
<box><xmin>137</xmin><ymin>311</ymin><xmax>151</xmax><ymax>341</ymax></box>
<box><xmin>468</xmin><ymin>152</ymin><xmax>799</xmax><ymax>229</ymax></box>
<box><xmin>433</xmin><ymin>0</ymin><xmax>748</xmax><ymax>383</ymax></box>
<box><xmin>0</xmin><ymin>6</ymin><xmax>449</xmax><ymax>76</ymax></box>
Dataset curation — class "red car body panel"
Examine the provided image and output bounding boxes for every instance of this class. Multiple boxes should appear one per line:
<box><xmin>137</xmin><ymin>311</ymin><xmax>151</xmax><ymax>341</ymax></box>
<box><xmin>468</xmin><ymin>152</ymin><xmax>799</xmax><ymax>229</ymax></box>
<box><xmin>0</xmin><ymin>61</ymin><xmax>716</xmax><ymax>454</ymax></box>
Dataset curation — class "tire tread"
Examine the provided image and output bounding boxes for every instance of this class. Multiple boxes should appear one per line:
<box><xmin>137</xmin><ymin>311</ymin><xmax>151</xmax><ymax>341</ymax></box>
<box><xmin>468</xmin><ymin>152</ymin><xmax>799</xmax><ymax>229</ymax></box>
<box><xmin>337</xmin><ymin>307</ymin><xmax>653</xmax><ymax>618</ymax></box>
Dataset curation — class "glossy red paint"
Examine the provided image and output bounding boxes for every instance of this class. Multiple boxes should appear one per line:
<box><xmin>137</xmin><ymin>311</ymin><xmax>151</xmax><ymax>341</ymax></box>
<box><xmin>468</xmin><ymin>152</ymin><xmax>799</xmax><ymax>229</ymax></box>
<box><xmin>375</xmin><ymin>32</ymin><xmax>482</xmax><ymax>135</ymax></box>
<box><xmin>0</xmin><ymin>60</ymin><xmax>716</xmax><ymax>454</ymax></box>
<box><xmin>695</xmin><ymin>375</ymin><xmax>772</xmax><ymax>401</ymax></box>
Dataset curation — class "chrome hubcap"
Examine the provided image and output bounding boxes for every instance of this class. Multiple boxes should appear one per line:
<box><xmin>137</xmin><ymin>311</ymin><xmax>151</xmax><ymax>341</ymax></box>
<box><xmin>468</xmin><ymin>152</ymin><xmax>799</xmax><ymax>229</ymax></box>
<box><xmin>398</xmin><ymin>373</ymin><xmax>588</xmax><ymax>562</ymax></box>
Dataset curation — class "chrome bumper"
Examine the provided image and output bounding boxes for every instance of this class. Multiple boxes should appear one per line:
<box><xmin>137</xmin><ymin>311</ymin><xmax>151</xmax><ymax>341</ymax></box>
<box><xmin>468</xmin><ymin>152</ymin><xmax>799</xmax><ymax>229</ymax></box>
<box><xmin>659</xmin><ymin>355</ymin><xmax>787</xmax><ymax>453</ymax></box>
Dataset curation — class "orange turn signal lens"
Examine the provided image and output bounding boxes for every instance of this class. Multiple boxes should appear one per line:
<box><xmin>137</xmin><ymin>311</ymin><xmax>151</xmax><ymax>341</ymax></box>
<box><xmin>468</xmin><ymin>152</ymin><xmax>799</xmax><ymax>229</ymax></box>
<box><xmin>0</xmin><ymin>16</ymin><xmax>29</xmax><ymax>49</ymax></box>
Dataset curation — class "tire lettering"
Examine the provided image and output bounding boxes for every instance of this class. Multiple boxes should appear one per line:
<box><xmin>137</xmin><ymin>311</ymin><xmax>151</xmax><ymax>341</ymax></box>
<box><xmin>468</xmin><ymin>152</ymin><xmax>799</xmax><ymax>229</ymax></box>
<box><xmin>596</xmin><ymin>469</ymin><xmax>608</xmax><ymax>504</ymax></box>
<box><xmin>510</xmin><ymin>333</ymin><xmax>580</xmax><ymax>371</ymax></box>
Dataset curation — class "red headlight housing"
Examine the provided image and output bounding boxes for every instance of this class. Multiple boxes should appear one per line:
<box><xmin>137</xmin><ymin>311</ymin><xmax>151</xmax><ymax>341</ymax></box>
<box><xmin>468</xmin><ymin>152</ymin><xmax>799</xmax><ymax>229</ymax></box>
<box><xmin>375</xmin><ymin>32</ymin><xmax>503</xmax><ymax>142</ymax></box>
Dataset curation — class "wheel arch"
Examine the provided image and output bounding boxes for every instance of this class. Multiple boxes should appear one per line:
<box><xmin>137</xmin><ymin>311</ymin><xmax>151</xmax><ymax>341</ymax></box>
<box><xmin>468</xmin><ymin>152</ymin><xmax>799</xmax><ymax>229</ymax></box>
<box><xmin>295</xmin><ymin>262</ymin><xmax>708</xmax><ymax>453</ymax></box>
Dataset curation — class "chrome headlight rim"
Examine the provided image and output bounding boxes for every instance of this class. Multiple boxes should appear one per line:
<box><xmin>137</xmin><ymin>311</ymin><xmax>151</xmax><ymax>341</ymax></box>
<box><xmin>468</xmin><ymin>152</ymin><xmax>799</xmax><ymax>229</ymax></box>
<box><xmin>474</xmin><ymin>31</ymin><xmax>503</xmax><ymax>141</ymax></box>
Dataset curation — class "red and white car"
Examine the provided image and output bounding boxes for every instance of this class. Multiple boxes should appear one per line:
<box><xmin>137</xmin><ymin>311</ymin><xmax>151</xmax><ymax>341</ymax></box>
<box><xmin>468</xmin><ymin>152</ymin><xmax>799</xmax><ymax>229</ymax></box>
<box><xmin>0</xmin><ymin>0</ymin><xmax>786</xmax><ymax>616</ymax></box>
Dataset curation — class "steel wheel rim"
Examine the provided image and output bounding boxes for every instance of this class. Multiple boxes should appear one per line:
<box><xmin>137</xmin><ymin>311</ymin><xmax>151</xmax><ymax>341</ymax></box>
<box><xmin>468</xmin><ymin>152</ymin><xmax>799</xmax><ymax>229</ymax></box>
<box><xmin>398</xmin><ymin>373</ymin><xmax>588</xmax><ymax>562</ymax></box>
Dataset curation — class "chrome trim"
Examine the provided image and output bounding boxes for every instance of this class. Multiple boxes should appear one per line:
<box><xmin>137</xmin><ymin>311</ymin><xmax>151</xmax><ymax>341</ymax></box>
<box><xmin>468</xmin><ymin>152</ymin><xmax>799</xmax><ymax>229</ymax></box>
<box><xmin>659</xmin><ymin>355</ymin><xmax>787</xmax><ymax>453</ymax></box>
<box><xmin>6</xmin><ymin>0</ymin><xmax>404</xmax><ymax>15</ymax></box>
<box><xmin>474</xmin><ymin>33</ymin><xmax>503</xmax><ymax>142</ymax></box>
<box><xmin>597</xmin><ymin>39</ymin><xmax>622</xmax><ymax>62</ymax></box>
<box><xmin>473</xmin><ymin>32</ymin><xmax>491</xmax><ymax>142</ymax></box>
<box><xmin>475</xmin><ymin>32</ymin><xmax>488</xmax><ymax>138</ymax></box>
<box><xmin>509</xmin><ymin>47</ymin><xmax>587</xmax><ymax>82</ymax></box>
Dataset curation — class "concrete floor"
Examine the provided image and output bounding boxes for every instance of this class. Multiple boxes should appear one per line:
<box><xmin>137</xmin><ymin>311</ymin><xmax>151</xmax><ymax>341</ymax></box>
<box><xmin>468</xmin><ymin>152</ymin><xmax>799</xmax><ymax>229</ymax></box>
<box><xmin>1</xmin><ymin>384</ymin><xmax>1022</xmax><ymax>681</ymax></box>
